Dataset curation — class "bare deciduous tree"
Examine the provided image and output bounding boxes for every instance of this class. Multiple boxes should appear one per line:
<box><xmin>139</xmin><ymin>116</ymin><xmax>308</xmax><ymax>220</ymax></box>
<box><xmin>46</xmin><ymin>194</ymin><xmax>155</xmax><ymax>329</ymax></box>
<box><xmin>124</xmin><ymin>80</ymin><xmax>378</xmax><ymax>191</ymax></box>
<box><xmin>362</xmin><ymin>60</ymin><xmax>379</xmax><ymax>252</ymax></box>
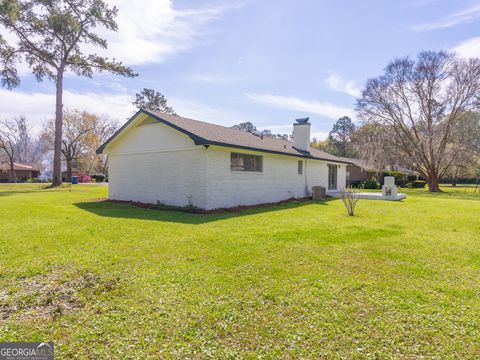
<box><xmin>357</xmin><ymin>51</ymin><xmax>480</xmax><ymax>192</ymax></box>
<box><xmin>10</xmin><ymin>116</ymin><xmax>46</xmax><ymax>164</ymax></box>
<box><xmin>42</xmin><ymin>110</ymin><xmax>94</xmax><ymax>181</ymax></box>
<box><xmin>351</xmin><ymin>123</ymin><xmax>400</xmax><ymax>173</ymax></box>
<box><xmin>0</xmin><ymin>116</ymin><xmax>44</xmax><ymax>182</ymax></box>
<box><xmin>0</xmin><ymin>119</ymin><xmax>18</xmax><ymax>182</ymax></box>
<box><xmin>42</xmin><ymin>110</ymin><xmax>118</xmax><ymax>181</ymax></box>
<box><xmin>444</xmin><ymin>111</ymin><xmax>480</xmax><ymax>185</ymax></box>
<box><xmin>92</xmin><ymin>117</ymin><xmax>118</xmax><ymax>176</ymax></box>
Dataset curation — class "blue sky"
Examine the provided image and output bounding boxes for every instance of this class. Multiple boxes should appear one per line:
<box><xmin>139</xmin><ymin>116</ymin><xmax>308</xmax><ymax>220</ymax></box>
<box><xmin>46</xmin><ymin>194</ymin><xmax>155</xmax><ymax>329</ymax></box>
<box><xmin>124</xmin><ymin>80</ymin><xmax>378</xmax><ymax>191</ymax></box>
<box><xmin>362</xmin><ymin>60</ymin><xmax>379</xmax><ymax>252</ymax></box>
<box><xmin>1</xmin><ymin>0</ymin><xmax>480</xmax><ymax>139</ymax></box>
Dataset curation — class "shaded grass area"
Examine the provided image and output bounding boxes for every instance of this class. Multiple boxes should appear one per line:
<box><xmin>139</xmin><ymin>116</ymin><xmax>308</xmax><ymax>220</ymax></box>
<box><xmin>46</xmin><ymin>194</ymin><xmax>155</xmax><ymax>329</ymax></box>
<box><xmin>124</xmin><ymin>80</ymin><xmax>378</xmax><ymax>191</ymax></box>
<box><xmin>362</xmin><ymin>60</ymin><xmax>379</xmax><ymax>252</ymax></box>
<box><xmin>0</xmin><ymin>184</ymin><xmax>479</xmax><ymax>358</ymax></box>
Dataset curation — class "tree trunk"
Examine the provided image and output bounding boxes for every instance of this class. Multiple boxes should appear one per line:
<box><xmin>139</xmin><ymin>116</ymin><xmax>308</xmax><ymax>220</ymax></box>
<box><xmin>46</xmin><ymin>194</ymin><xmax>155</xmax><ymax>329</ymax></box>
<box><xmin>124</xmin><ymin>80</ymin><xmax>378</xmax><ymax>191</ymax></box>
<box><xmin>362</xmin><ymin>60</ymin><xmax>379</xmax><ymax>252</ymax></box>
<box><xmin>9</xmin><ymin>160</ymin><xmax>16</xmax><ymax>183</ymax></box>
<box><xmin>66</xmin><ymin>159</ymin><xmax>72</xmax><ymax>182</ymax></box>
<box><xmin>52</xmin><ymin>69</ymin><xmax>64</xmax><ymax>187</ymax></box>
<box><xmin>428</xmin><ymin>176</ymin><xmax>441</xmax><ymax>192</ymax></box>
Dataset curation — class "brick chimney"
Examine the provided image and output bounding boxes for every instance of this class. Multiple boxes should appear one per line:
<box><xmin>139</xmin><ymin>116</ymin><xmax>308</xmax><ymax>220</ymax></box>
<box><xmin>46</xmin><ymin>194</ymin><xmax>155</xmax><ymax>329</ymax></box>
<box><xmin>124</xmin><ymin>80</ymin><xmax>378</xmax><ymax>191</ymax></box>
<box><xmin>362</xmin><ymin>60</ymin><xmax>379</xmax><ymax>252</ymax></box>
<box><xmin>292</xmin><ymin>117</ymin><xmax>311</xmax><ymax>153</ymax></box>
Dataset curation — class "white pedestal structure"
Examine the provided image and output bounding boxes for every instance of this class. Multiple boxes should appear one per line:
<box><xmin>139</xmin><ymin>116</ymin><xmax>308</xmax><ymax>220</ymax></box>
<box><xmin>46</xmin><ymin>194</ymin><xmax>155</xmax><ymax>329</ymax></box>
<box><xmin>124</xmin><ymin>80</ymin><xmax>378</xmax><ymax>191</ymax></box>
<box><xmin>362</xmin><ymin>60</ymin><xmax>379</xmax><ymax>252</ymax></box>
<box><xmin>382</xmin><ymin>176</ymin><xmax>397</xmax><ymax>200</ymax></box>
<box><xmin>331</xmin><ymin>176</ymin><xmax>406</xmax><ymax>201</ymax></box>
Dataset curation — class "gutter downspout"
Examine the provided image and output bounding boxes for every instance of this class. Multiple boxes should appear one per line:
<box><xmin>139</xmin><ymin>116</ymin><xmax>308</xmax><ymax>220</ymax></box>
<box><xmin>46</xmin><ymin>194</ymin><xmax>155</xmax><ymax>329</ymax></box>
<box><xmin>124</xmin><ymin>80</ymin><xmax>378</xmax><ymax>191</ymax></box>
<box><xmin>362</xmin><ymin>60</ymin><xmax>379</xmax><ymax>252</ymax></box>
<box><xmin>304</xmin><ymin>159</ymin><xmax>309</xmax><ymax>197</ymax></box>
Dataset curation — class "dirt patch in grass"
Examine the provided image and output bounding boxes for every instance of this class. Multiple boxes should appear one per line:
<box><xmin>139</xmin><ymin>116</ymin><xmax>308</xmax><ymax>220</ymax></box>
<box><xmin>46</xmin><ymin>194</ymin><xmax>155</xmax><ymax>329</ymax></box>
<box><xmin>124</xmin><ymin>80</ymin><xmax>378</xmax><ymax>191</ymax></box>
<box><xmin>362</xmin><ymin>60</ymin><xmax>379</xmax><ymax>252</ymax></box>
<box><xmin>0</xmin><ymin>267</ymin><xmax>121</xmax><ymax>321</ymax></box>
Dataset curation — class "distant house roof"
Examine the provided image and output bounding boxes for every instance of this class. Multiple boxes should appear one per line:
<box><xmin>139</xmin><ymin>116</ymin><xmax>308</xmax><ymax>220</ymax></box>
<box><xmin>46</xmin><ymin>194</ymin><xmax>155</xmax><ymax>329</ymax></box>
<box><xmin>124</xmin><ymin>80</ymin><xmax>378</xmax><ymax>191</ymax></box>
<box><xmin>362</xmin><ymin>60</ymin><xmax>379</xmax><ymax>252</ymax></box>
<box><xmin>343</xmin><ymin>158</ymin><xmax>378</xmax><ymax>172</ymax></box>
<box><xmin>344</xmin><ymin>158</ymin><xmax>418</xmax><ymax>175</ymax></box>
<box><xmin>98</xmin><ymin>109</ymin><xmax>352</xmax><ymax>164</ymax></box>
<box><xmin>0</xmin><ymin>162</ymin><xmax>41</xmax><ymax>172</ymax></box>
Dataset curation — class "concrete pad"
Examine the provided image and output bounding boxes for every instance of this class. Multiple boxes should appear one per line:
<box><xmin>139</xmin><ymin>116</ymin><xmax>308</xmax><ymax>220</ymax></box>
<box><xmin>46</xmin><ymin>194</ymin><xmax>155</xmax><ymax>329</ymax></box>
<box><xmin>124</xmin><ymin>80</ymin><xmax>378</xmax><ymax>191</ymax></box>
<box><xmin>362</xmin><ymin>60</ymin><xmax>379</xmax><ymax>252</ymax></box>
<box><xmin>330</xmin><ymin>192</ymin><xmax>406</xmax><ymax>201</ymax></box>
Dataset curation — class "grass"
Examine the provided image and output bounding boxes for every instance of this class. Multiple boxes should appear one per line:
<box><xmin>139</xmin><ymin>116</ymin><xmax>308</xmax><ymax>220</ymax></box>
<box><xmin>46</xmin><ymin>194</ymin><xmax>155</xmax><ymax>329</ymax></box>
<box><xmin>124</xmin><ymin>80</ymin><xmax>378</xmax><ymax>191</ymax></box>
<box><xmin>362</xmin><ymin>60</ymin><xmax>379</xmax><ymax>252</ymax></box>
<box><xmin>0</xmin><ymin>184</ymin><xmax>479</xmax><ymax>358</ymax></box>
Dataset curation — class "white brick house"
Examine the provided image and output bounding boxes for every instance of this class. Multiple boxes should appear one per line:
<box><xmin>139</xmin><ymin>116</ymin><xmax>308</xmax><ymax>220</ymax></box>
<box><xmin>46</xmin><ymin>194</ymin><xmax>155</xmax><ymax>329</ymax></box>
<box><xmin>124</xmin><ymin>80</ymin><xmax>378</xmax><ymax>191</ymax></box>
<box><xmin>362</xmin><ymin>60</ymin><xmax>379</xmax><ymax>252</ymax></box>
<box><xmin>97</xmin><ymin>109</ymin><xmax>350</xmax><ymax>210</ymax></box>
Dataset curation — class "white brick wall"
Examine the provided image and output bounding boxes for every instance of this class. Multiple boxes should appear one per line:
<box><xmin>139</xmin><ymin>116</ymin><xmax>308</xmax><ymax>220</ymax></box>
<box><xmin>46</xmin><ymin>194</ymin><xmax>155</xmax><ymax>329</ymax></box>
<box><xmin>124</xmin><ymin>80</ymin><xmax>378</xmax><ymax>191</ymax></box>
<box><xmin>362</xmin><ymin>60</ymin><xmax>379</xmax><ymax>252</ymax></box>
<box><xmin>109</xmin><ymin>149</ymin><xmax>207</xmax><ymax>208</ymax></box>
<box><xmin>105</xmin><ymin>120</ymin><xmax>346</xmax><ymax>210</ymax></box>
<box><xmin>107</xmin><ymin>120</ymin><xmax>208</xmax><ymax>208</ymax></box>
<box><xmin>204</xmin><ymin>146</ymin><xmax>345</xmax><ymax>210</ymax></box>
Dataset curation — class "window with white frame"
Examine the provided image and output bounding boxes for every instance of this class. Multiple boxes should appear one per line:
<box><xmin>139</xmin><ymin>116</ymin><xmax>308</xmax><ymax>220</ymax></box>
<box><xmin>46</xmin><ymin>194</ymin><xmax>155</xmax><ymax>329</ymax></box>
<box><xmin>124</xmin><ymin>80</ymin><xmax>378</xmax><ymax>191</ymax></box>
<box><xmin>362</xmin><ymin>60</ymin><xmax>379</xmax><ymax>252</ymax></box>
<box><xmin>231</xmin><ymin>153</ymin><xmax>263</xmax><ymax>172</ymax></box>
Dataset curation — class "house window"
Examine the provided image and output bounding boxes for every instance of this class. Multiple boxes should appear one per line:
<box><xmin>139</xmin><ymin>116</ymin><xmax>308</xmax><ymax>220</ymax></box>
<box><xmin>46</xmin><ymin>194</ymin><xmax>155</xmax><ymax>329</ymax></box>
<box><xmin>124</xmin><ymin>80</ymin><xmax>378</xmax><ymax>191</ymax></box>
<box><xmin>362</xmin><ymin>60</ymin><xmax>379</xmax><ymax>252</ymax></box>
<box><xmin>298</xmin><ymin>160</ymin><xmax>303</xmax><ymax>175</ymax></box>
<box><xmin>328</xmin><ymin>164</ymin><xmax>338</xmax><ymax>190</ymax></box>
<box><xmin>231</xmin><ymin>153</ymin><xmax>263</xmax><ymax>172</ymax></box>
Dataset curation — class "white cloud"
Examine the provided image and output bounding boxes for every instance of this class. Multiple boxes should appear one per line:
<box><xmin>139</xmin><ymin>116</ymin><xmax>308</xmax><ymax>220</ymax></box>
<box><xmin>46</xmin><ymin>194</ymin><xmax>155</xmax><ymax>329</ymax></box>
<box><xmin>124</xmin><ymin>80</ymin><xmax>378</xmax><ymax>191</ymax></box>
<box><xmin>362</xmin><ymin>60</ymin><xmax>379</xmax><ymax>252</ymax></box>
<box><xmin>325</xmin><ymin>73</ymin><xmax>361</xmax><ymax>97</ymax></box>
<box><xmin>97</xmin><ymin>0</ymin><xmax>246</xmax><ymax>65</ymax></box>
<box><xmin>246</xmin><ymin>93</ymin><xmax>354</xmax><ymax>119</ymax></box>
<box><xmin>0</xmin><ymin>88</ymin><xmax>263</xmax><ymax>132</ymax></box>
<box><xmin>0</xmin><ymin>0</ymin><xmax>246</xmax><ymax>69</ymax></box>
<box><xmin>192</xmin><ymin>73</ymin><xmax>242</xmax><ymax>84</ymax></box>
<box><xmin>0</xmin><ymin>89</ymin><xmax>133</xmax><ymax>129</ymax></box>
<box><xmin>0</xmin><ymin>89</ymin><xmax>334</xmax><ymax>141</ymax></box>
<box><xmin>452</xmin><ymin>36</ymin><xmax>480</xmax><ymax>58</ymax></box>
<box><xmin>411</xmin><ymin>2</ymin><xmax>480</xmax><ymax>31</ymax></box>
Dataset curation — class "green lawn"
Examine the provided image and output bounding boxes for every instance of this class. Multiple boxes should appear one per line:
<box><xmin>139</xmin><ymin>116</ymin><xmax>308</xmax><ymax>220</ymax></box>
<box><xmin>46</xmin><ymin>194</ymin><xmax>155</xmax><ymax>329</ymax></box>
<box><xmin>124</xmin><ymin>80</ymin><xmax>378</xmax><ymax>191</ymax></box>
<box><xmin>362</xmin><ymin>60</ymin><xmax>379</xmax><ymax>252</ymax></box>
<box><xmin>0</xmin><ymin>184</ymin><xmax>479</xmax><ymax>358</ymax></box>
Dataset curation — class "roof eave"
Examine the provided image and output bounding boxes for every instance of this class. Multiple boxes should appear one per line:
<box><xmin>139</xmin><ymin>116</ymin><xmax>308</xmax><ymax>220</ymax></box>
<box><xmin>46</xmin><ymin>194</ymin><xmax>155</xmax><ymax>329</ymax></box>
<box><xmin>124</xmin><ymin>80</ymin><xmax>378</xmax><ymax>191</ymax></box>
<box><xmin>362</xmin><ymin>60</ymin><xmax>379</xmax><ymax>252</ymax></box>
<box><xmin>204</xmin><ymin>141</ymin><xmax>352</xmax><ymax>163</ymax></box>
<box><xmin>96</xmin><ymin>109</ymin><xmax>352</xmax><ymax>164</ymax></box>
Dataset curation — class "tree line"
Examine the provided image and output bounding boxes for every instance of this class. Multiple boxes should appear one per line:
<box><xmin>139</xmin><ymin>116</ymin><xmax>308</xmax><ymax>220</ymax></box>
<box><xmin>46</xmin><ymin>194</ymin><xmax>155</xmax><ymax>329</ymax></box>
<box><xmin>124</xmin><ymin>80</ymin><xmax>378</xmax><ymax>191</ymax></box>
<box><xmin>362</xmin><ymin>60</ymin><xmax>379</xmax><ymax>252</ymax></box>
<box><xmin>312</xmin><ymin>111</ymin><xmax>480</xmax><ymax>188</ymax></box>
<box><xmin>0</xmin><ymin>88</ymin><xmax>176</xmax><ymax>182</ymax></box>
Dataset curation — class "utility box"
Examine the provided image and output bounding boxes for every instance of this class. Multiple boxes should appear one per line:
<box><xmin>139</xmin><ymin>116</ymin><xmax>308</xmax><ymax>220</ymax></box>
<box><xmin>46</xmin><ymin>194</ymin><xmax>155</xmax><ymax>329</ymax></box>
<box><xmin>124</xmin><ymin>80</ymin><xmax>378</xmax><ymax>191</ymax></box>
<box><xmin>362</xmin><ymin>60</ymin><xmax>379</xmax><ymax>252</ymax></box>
<box><xmin>312</xmin><ymin>186</ymin><xmax>326</xmax><ymax>201</ymax></box>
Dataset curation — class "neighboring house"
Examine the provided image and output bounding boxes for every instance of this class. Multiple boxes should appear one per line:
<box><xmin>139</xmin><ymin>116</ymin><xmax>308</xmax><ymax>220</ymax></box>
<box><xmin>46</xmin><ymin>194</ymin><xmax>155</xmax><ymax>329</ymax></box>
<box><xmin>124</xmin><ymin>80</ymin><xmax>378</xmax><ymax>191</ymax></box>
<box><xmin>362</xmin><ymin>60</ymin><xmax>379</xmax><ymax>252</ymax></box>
<box><xmin>344</xmin><ymin>158</ymin><xmax>378</xmax><ymax>185</ymax></box>
<box><xmin>345</xmin><ymin>158</ymin><xmax>418</xmax><ymax>185</ymax></box>
<box><xmin>97</xmin><ymin>109</ymin><xmax>350</xmax><ymax>210</ymax></box>
<box><xmin>0</xmin><ymin>162</ymin><xmax>41</xmax><ymax>182</ymax></box>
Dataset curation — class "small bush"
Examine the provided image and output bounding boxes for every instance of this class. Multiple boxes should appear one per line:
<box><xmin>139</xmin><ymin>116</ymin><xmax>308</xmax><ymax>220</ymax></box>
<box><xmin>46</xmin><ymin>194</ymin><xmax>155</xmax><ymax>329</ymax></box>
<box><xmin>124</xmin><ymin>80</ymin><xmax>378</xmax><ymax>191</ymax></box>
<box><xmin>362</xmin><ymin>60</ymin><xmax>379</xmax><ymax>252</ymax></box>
<box><xmin>362</xmin><ymin>176</ymin><xmax>380</xmax><ymax>189</ymax></box>
<box><xmin>26</xmin><ymin>178</ymin><xmax>48</xmax><ymax>183</ymax></box>
<box><xmin>154</xmin><ymin>200</ymin><xmax>199</xmax><ymax>213</ymax></box>
<box><xmin>412</xmin><ymin>180</ymin><xmax>427</xmax><ymax>188</ymax></box>
<box><xmin>79</xmin><ymin>175</ymin><xmax>91</xmax><ymax>183</ymax></box>
<box><xmin>341</xmin><ymin>187</ymin><xmax>360</xmax><ymax>216</ymax></box>
<box><xmin>92</xmin><ymin>174</ymin><xmax>105</xmax><ymax>183</ymax></box>
<box><xmin>349</xmin><ymin>180</ymin><xmax>363</xmax><ymax>188</ymax></box>
<box><xmin>406</xmin><ymin>174</ymin><xmax>417</xmax><ymax>183</ymax></box>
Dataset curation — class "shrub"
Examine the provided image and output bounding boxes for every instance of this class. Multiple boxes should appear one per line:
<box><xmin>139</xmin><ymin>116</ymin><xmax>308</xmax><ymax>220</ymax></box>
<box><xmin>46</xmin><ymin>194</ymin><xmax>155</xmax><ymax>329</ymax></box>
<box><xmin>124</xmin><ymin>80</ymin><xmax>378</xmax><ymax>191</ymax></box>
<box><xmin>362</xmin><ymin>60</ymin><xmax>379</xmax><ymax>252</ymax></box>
<box><xmin>154</xmin><ymin>200</ymin><xmax>199</xmax><ymax>213</ymax></box>
<box><xmin>92</xmin><ymin>174</ymin><xmax>105</xmax><ymax>183</ymax></box>
<box><xmin>341</xmin><ymin>187</ymin><xmax>360</xmax><ymax>216</ymax></box>
<box><xmin>362</xmin><ymin>176</ymin><xmax>380</xmax><ymax>189</ymax></box>
<box><xmin>26</xmin><ymin>178</ymin><xmax>49</xmax><ymax>183</ymax></box>
<box><xmin>406</xmin><ymin>174</ymin><xmax>417</xmax><ymax>183</ymax></box>
<box><xmin>349</xmin><ymin>180</ymin><xmax>363</xmax><ymax>188</ymax></box>
<box><xmin>79</xmin><ymin>174</ymin><xmax>91</xmax><ymax>183</ymax></box>
<box><xmin>412</xmin><ymin>180</ymin><xmax>427</xmax><ymax>188</ymax></box>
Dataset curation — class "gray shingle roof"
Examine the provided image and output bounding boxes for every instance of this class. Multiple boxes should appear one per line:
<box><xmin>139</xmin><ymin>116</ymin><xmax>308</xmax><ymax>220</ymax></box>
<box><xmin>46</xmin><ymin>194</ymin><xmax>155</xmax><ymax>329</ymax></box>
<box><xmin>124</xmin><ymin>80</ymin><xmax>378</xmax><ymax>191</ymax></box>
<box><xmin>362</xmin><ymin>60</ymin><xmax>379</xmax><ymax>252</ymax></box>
<box><xmin>98</xmin><ymin>109</ymin><xmax>351</xmax><ymax>164</ymax></box>
<box><xmin>0</xmin><ymin>162</ymin><xmax>42</xmax><ymax>171</ymax></box>
<box><xmin>342</xmin><ymin>157</ymin><xmax>377</xmax><ymax>171</ymax></box>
